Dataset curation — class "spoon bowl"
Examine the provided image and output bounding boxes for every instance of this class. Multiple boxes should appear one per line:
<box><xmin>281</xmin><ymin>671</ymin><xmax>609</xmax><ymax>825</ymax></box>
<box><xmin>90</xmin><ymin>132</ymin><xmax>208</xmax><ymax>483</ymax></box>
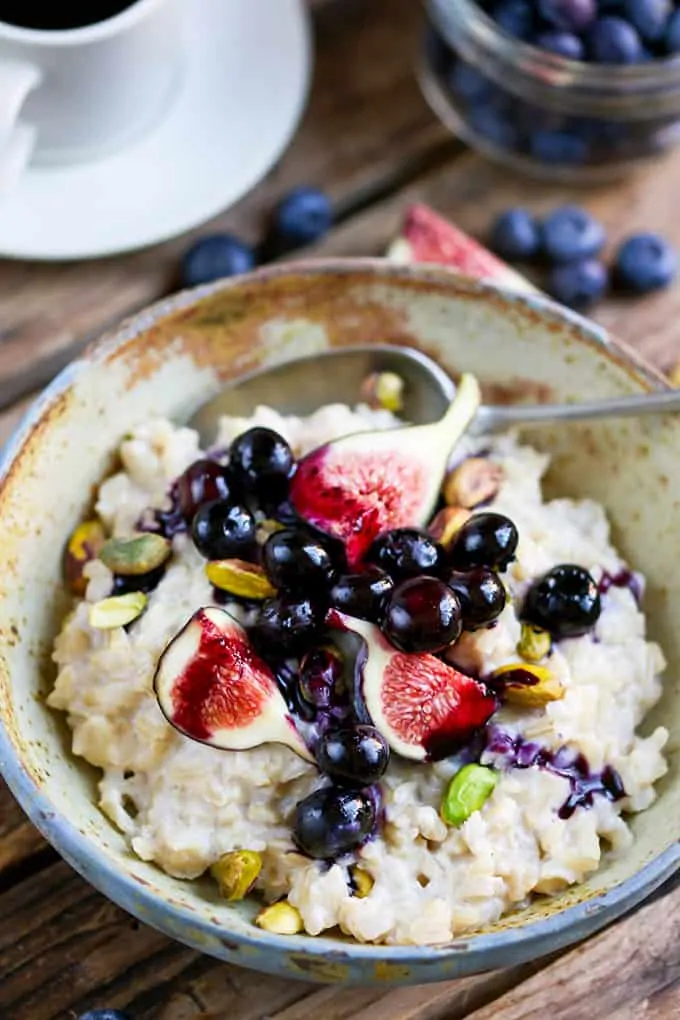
<box><xmin>188</xmin><ymin>345</ymin><xmax>455</xmax><ymax>445</ymax></box>
<box><xmin>189</xmin><ymin>344</ymin><xmax>680</xmax><ymax>447</ymax></box>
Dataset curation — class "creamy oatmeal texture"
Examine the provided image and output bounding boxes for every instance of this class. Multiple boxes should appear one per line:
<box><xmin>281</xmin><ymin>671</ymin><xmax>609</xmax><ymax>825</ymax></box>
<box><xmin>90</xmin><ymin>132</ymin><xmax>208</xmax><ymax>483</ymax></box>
<box><xmin>49</xmin><ymin>403</ymin><xmax>669</xmax><ymax>946</ymax></box>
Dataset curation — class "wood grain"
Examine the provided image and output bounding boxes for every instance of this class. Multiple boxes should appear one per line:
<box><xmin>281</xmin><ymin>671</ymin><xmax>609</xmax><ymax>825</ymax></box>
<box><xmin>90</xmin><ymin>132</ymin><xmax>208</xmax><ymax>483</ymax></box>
<box><xmin>458</xmin><ymin>883</ymin><xmax>680</xmax><ymax>1020</ymax></box>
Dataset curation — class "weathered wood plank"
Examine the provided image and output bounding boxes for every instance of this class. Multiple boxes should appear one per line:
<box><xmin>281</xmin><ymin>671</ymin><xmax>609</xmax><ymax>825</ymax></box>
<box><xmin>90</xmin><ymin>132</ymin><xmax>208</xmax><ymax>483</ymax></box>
<box><xmin>0</xmin><ymin>0</ymin><xmax>453</xmax><ymax>411</ymax></box>
<box><xmin>298</xmin><ymin>145</ymin><xmax>680</xmax><ymax>372</ymax></box>
<box><xmin>0</xmin><ymin>861</ymin><xmax>313</xmax><ymax>1020</ymax></box>
<box><xmin>455</xmin><ymin>882</ymin><xmax>680</xmax><ymax>1020</ymax></box>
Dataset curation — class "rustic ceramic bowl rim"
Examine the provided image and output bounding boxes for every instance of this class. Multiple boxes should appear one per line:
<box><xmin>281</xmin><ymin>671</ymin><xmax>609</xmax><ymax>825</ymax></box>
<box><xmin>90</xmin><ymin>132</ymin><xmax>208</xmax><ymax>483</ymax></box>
<box><xmin>1</xmin><ymin>258</ymin><xmax>679</xmax><ymax>975</ymax></box>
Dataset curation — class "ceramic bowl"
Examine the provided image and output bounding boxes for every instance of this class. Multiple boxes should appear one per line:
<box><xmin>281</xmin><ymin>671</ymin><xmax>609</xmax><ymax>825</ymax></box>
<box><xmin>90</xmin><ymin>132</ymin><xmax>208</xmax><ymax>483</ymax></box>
<box><xmin>0</xmin><ymin>261</ymin><xmax>678</xmax><ymax>986</ymax></box>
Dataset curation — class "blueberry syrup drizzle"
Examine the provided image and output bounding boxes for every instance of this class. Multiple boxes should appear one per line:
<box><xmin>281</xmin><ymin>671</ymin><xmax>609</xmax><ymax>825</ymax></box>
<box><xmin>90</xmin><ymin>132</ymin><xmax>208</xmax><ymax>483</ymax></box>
<box><xmin>599</xmin><ymin>568</ymin><xmax>644</xmax><ymax>606</ymax></box>
<box><xmin>484</xmin><ymin>727</ymin><xmax>626</xmax><ymax>820</ymax></box>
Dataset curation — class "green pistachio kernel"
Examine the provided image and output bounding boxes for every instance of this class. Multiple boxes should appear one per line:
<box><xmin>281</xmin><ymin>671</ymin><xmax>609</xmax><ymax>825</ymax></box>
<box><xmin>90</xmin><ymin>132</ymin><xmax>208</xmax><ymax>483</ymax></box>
<box><xmin>517</xmin><ymin>622</ymin><xmax>551</xmax><ymax>663</ymax></box>
<box><xmin>350</xmin><ymin>866</ymin><xmax>374</xmax><ymax>898</ymax></box>
<box><xmin>441</xmin><ymin>764</ymin><xmax>497</xmax><ymax>827</ymax></box>
<box><xmin>99</xmin><ymin>533</ymin><xmax>171</xmax><ymax>576</ymax></box>
<box><xmin>88</xmin><ymin>591</ymin><xmax>148</xmax><ymax>629</ymax></box>
<box><xmin>255</xmin><ymin>901</ymin><xmax>304</xmax><ymax>934</ymax></box>
<box><xmin>210</xmin><ymin>850</ymin><xmax>262</xmax><ymax>901</ymax></box>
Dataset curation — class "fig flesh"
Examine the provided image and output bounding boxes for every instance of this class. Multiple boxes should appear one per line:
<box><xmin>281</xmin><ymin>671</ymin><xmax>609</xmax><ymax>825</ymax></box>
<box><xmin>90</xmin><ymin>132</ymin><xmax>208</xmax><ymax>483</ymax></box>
<box><xmin>387</xmin><ymin>203</ymin><xmax>534</xmax><ymax>293</ymax></box>
<box><xmin>154</xmin><ymin>606</ymin><xmax>312</xmax><ymax>761</ymax></box>
<box><xmin>289</xmin><ymin>373</ymin><xmax>481</xmax><ymax>568</ymax></box>
<box><xmin>330</xmin><ymin>613</ymin><xmax>496</xmax><ymax>761</ymax></box>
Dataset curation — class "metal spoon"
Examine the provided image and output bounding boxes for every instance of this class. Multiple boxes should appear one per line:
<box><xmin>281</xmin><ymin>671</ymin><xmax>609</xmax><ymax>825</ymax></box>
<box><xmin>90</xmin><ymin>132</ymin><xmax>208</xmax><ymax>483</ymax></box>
<box><xmin>188</xmin><ymin>344</ymin><xmax>680</xmax><ymax>445</ymax></box>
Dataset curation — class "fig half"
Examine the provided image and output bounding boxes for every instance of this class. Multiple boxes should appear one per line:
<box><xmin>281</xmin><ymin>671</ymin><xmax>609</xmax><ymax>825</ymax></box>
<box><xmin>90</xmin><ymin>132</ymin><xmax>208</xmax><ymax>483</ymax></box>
<box><xmin>154</xmin><ymin>606</ymin><xmax>312</xmax><ymax>761</ymax></box>
<box><xmin>290</xmin><ymin>373</ymin><xmax>481</xmax><ymax>567</ymax></box>
<box><xmin>333</xmin><ymin>613</ymin><xmax>496</xmax><ymax>762</ymax></box>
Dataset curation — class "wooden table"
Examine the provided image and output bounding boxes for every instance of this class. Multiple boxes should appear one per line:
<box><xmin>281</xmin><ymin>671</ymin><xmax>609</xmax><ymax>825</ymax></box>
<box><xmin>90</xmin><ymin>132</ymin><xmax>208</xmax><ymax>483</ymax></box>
<box><xmin>1</xmin><ymin>1</ymin><xmax>680</xmax><ymax>1016</ymax></box>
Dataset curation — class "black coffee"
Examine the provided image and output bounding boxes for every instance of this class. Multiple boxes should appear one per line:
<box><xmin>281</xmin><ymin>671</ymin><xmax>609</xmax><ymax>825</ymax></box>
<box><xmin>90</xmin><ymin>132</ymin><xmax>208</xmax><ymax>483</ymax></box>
<box><xmin>0</xmin><ymin>1</ymin><xmax>139</xmax><ymax>30</ymax></box>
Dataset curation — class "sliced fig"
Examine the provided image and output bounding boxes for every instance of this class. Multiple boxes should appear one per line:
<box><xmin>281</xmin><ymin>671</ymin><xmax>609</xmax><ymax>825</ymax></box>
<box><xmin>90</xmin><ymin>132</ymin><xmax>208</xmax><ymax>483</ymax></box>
<box><xmin>386</xmin><ymin>203</ymin><xmax>536</xmax><ymax>294</ymax></box>
<box><xmin>330</xmin><ymin>613</ymin><xmax>496</xmax><ymax>762</ymax></box>
<box><xmin>154</xmin><ymin>606</ymin><xmax>312</xmax><ymax>761</ymax></box>
<box><xmin>289</xmin><ymin>373</ymin><xmax>481</xmax><ymax>568</ymax></box>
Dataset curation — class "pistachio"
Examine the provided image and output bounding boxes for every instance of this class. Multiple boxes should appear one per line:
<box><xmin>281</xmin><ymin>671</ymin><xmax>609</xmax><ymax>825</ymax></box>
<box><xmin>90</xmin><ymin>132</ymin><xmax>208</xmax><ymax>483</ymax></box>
<box><xmin>64</xmin><ymin>519</ymin><xmax>106</xmax><ymax>595</ymax></box>
<box><xmin>350</xmin><ymin>866</ymin><xmax>374</xmax><ymax>899</ymax></box>
<box><xmin>206</xmin><ymin>559</ymin><xmax>276</xmax><ymax>600</ymax></box>
<box><xmin>255</xmin><ymin>901</ymin><xmax>304</xmax><ymax>935</ymax></box>
<box><xmin>441</xmin><ymin>764</ymin><xmax>497</xmax><ymax>827</ymax></box>
<box><xmin>427</xmin><ymin>506</ymin><xmax>472</xmax><ymax>549</ymax></box>
<box><xmin>443</xmin><ymin>458</ymin><xmax>503</xmax><ymax>509</ymax></box>
<box><xmin>492</xmin><ymin>662</ymin><xmax>565</xmax><ymax>707</ymax></box>
<box><xmin>99</xmin><ymin>534</ymin><xmax>171</xmax><ymax>576</ymax></box>
<box><xmin>360</xmin><ymin>371</ymin><xmax>405</xmax><ymax>412</ymax></box>
<box><xmin>257</xmin><ymin>518</ymin><xmax>286</xmax><ymax>542</ymax></box>
<box><xmin>211</xmin><ymin>850</ymin><xmax>262</xmax><ymax>901</ymax></box>
<box><xmin>517</xmin><ymin>623</ymin><xmax>551</xmax><ymax>663</ymax></box>
<box><xmin>88</xmin><ymin>591</ymin><xmax>147</xmax><ymax>629</ymax></box>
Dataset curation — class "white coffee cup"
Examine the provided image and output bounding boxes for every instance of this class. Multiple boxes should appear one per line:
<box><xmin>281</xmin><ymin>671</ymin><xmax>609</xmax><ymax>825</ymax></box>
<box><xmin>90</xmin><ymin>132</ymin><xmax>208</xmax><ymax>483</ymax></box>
<box><xmin>0</xmin><ymin>0</ymin><xmax>182</xmax><ymax>192</ymax></box>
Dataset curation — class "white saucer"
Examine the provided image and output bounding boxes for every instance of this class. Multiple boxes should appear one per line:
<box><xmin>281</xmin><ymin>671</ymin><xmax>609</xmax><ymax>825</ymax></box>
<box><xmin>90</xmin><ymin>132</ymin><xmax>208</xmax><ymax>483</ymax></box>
<box><xmin>0</xmin><ymin>0</ymin><xmax>311</xmax><ymax>260</ymax></box>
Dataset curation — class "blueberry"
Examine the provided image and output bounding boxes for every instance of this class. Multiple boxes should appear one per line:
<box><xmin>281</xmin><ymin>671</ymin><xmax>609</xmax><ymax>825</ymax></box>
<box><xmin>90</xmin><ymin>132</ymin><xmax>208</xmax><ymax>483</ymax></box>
<box><xmin>76</xmin><ymin>1012</ymin><xmax>132</xmax><ymax>1020</ymax></box>
<box><xmin>548</xmin><ymin>259</ymin><xmax>609</xmax><ymax>309</ymax></box>
<box><xmin>444</xmin><ymin>568</ymin><xmax>507</xmax><ymax>630</ymax></box>
<box><xmin>181</xmin><ymin>235</ymin><xmax>255</xmax><ymax>288</ymax></box>
<box><xmin>383</xmin><ymin>577</ymin><xmax>463</xmax><ymax>654</ymax></box>
<box><xmin>489</xmin><ymin>208</ymin><xmax>541</xmax><ymax>261</ymax></box>
<box><xmin>315</xmin><ymin>725</ymin><xmax>389</xmax><ymax>786</ymax></box>
<box><xmin>229</xmin><ymin>427</ymin><xmax>295</xmax><ymax>509</ymax></box>
<box><xmin>614</xmin><ymin>232</ymin><xmax>677</xmax><ymax>292</ymax></box>
<box><xmin>535</xmin><ymin>30</ymin><xmax>585</xmax><ymax>59</ymax></box>
<box><xmin>176</xmin><ymin>459</ymin><xmax>233</xmax><ymax>520</ymax></box>
<box><xmin>522</xmin><ymin>564</ymin><xmax>601</xmax><ymax>638</ymax></box>
<box><xmin>538</xmin><ymin>0</ymin><xmax>596</xmax><ymax>31</ymax></box>
<box><xmin>530</xmin><ymin>129</ymin><xmax>589</xmax><ymax>165</ymax></box>
<box><xmin>263</xmin><ymin>528</ymin><xmax>336</xmax><ymax>593</ymax></box>
<box><xmin>491</xmin><ymin>0</ymin><xmax>535</xmax><ymax>39</ymax></box>
<box><xmin>588</xmin><ymin>17</ymin><xmax>644</xmax><ymax>62</ymax></box>
<box><xmin>250</xmin><ymin>594</ymin><xmax>326</xmax><ymax>654</ymax></box>
<box><xmin>293</xmin><ymin>786</ymin><xmax>376</xmax><ymax>859</ymax></box>
<box><xmin>623</xmin><ymin>0</ymin><xmax>671</xmax><ymax>43</ymax></box>
<box><xmin>666</xmin><ymin>8</ymin><xmax>680</xmax><ymax>51</ymax></box>
<box><xmin>191</xmin><ymin>500</ymin><xmax>256</xmax><ymax>560</ymax></box>
<box><xmin>367</xmin><ymin>528</ymin><xmax>443</xmax><ymax>581</ymax></box>
<box><xmin>541</xmin><ymin>205</ymin><xmax>606</xmax><ymax>264</ymax></box>
<box><xmin>330</xmin><ymin>566</ymin><xmax>394</xmax><ymax>623</ymax></box>
<box><xmin>447</xmin><ymin>61</ymin><xmax>495</xmax><ymax>103</ymax></box>
<box><xmin>469</xmin><ymin>104</ymin><xmax>520</xmax><ymax>150</ymax></box>
<box><xmin>272</xmin><ymin>187</ymin><xmax>333</xmax><ymax>248</ymax></box>
<box><xmin>448</xmin><ymin>513</ymin><xmax>519</xmax><ymax>572</ymax></box>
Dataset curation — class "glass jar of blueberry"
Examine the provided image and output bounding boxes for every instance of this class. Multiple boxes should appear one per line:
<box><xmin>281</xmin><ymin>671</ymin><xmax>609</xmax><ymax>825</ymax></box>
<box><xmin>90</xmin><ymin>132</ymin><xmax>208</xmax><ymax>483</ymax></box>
<box><xmin>421</xmin><ymin>0</ymin><xmax>680</xmax><ymax>181</ymax></box>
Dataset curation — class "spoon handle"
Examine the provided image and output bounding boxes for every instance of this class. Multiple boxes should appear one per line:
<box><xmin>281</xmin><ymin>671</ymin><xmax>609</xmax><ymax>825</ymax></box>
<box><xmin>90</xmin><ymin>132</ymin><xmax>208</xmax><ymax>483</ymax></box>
<box><xmin>477</xmin><ymin>388</ymin><xmax>680</xmax><ymax>433</ymax></box>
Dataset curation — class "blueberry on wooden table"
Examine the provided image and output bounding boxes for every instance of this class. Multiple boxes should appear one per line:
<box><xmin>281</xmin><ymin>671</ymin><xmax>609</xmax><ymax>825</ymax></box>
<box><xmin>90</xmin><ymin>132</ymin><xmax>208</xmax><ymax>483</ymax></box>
<box><xmin>181</xmin><ymin>234</ymin><xmax>255</xmax><ymax>287</ymax></box>
<box><xmin>548</xmin><ymin>258</ymin><xmax>609</xmax><ymax>309</ymax></box>
<box><xmin>489</xmin><ymin>208</ymin><xmax>541</xmax><ymax>261</ymax></box>
<box><xmin>614</xmin><ymin>232</ymin><xmax>677</xmax><ymax>292</ymax></box>
<box><xmin>271</xmin><ymin>186</ymin><xmax>333</xmax><ymax>247</ymax></box>
<box><xmin>76</xmin><ymin>1011</ymin><xmax>132</xmax><ymax>1020</ymax></box>
<box><xmin>541</xmin><ymin>205</ymin><xmax>606</xmax><ymax>264</ymax></box>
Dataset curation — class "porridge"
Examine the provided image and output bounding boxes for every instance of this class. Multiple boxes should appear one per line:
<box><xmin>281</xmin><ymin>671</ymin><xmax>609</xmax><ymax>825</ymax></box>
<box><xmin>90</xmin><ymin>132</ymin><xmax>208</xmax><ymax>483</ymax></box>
<box><xmin>49</xmin><ymin>372</ymin><xmax>668</xmax><ymax>946</ymax></box>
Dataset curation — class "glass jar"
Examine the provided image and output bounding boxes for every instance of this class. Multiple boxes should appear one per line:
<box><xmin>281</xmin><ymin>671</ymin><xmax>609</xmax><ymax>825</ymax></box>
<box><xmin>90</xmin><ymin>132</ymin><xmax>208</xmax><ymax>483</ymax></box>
<box><xmin>421</xmin><ymin>0</ymin><xmax>680</xmax><ymax>182</ymax></box>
